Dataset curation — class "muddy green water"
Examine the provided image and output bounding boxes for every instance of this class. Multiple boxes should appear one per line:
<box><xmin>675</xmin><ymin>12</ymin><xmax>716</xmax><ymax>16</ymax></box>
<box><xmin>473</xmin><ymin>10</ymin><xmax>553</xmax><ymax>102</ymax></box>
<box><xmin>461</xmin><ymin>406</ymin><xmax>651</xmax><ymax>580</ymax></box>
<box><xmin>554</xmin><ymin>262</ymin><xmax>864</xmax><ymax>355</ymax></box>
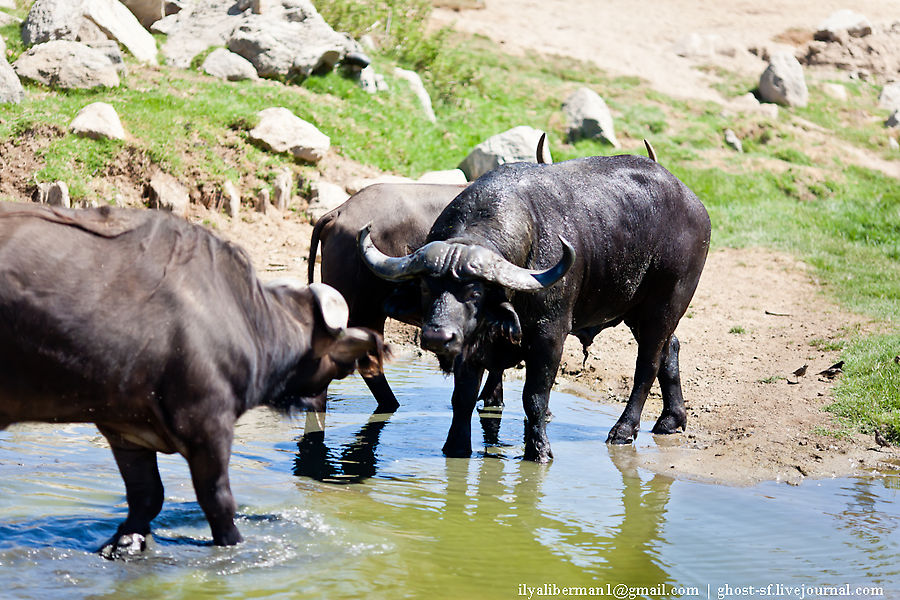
<box><xmin>1</xmin><ymin>360</ymin><xmax>898</xmax><ymax>600</ymax></box>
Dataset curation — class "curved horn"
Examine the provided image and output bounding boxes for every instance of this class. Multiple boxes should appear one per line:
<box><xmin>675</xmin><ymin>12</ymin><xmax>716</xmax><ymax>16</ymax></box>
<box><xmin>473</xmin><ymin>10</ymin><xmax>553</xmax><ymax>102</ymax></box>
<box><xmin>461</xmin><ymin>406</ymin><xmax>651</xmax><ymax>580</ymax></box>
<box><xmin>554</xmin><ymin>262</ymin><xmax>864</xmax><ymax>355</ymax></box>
<box><xmin>481</xmin><ymin>235</ymin><xmax>575</xmax><ymax>291</ymax></box>
<box><xmin>643</xmin><ymin>139</ymin><xmax>657</xmax><ymax>162</ymax></box>
<box><xmin>357</xmin><ymin>222</ymin><xmax>420</xmax><ymax>281</ymax></box>
<box><xmin>536</xmin><ymin>132</ymin><xmax>552</xmax><ymax>164</ymax></box>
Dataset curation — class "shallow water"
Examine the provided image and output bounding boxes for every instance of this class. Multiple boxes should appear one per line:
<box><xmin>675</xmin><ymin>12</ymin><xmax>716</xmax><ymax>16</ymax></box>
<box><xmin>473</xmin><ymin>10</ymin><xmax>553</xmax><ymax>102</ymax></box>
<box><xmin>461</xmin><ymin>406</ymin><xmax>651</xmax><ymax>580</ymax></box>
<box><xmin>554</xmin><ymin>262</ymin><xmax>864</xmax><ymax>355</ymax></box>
<box><xmin>1</xmin><ymin>360</ymin><xmax>898</xmax><ymax>600</ymax></box>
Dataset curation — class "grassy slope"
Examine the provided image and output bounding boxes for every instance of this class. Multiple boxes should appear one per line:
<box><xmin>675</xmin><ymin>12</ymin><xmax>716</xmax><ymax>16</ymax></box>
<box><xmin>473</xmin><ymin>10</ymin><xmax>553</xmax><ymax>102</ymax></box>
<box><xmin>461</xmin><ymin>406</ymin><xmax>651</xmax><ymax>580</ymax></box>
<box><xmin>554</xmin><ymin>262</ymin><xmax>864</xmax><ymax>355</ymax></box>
<box><xmin>1</xmin><ymin>2</ymin><xmax>897</xmax><ymax>439</ymax></box>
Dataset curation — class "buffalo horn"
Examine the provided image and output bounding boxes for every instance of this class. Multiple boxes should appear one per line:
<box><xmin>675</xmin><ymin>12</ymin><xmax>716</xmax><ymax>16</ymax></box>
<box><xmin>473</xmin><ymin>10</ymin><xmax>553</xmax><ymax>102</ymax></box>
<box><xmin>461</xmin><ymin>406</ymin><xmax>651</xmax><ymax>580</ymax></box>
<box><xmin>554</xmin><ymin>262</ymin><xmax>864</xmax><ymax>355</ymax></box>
<box><xmin>358</xmin><ymin>223</ymin><xmax>576</xmax><ymax>291</ymax></box>
<box><xmin>485</xmin><ymin>235</ymin><xmax>575</xmax><ymax>291</ymax></box>
<box><xmin>358</xmin><ymin>222</ymin><xmax>426</xmax><ymax>281</ymax></box>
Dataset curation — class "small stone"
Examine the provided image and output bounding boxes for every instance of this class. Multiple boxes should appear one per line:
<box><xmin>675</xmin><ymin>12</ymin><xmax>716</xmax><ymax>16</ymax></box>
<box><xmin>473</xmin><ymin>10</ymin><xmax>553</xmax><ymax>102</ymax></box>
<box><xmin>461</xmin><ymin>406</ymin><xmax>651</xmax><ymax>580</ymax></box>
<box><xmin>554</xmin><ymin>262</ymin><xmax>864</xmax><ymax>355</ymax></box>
<box><xmin>69</xmin><ymin>102</ymin><xmax>126</xmax><ymax>140</ymax></box>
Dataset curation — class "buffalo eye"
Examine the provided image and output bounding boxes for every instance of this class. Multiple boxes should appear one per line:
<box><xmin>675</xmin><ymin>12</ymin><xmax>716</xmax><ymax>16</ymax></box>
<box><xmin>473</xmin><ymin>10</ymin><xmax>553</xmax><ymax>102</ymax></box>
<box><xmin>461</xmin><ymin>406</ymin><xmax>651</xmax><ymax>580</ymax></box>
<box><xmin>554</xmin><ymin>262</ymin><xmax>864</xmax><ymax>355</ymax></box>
<box><xmin>463</xmin><ymin>284</ymin><xmax>482</xmax><ymax>302</ymax></box>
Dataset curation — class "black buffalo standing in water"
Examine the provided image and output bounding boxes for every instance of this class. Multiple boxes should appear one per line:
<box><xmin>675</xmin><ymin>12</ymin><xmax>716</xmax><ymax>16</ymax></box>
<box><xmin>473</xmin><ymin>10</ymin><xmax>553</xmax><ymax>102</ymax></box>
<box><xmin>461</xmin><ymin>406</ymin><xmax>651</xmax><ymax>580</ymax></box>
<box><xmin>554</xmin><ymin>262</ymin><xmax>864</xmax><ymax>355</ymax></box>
<box><xmin>359</xmin><ymin>153</ymin><xmax>710</xmax><ymax>462</ymax></box>
<box><xmin>0</xmin><ymin>203</ymin><xmax>386</xmax><ymax>556</ymax></box>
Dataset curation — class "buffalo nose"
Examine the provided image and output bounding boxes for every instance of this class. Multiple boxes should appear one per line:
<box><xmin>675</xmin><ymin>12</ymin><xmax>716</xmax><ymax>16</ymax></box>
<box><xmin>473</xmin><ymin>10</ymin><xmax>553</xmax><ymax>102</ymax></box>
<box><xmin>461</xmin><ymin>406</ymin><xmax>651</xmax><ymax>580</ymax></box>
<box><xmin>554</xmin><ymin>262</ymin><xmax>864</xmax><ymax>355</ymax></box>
<box><xmin>421</xmin><ymin>327</ymin><xmax>458</xmax><ymax>352</ymax></box>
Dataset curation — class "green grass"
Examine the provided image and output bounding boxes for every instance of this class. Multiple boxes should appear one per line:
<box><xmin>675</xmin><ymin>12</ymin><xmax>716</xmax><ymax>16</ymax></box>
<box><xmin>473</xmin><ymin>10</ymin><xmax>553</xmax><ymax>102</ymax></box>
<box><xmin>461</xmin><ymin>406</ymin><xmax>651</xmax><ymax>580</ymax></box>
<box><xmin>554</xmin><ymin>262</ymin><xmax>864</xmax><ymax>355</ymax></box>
<box><xmin>1</xmin><ymin>0</ymin><xmax>898</xmax><ymax>441</ymax></box>
<box><xmin>827</xmin><ymin>334</ymin><xmax>900</xmax><ymax>443</ymax></box>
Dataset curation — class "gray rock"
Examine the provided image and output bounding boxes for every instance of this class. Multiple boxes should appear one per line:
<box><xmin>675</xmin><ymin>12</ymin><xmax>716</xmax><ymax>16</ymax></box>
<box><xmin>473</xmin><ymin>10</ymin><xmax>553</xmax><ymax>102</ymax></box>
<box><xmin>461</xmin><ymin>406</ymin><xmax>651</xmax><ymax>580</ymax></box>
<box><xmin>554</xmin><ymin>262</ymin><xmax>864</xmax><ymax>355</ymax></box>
<box><xmin>82</xmin><ymin>0</ymin><xmax>158</xmax><ymax>63</ymax></box>
<box><xmin>359</xmin><ymin>65</ymin><xmax>388</xmax><ymax>94</ymax></box>
<box><xmin>307</xmin><ymin>180</ymin><xmax>349</xmax><ymax>224</ymax></box>
<box><xmin>815</xmin><ymin>9</ymin><xmax>872</xmax><ymax>41</ymax></box>
<box><xmin>886</xmin><ymin>109</ymin><xmax>900</xmax><ymax>128</ymax></box>
<box><xmin>822</xmin><ymin>82</ymin><xmax>848</xmax><ymax>101</ymax></box>
<box><xmin>457</xmin><ymin>125</ymin><xmax>548</xmax><ymax>181</ymax></box>
<box><xmin>21</xmin><ymin>0</ymin><xmax>86</xmax><ymax>46</ymax></box>
<box><xmin>273</xmin><ymin>168</ymin><xmax>292</xmax><ymax>211</ymax></box>
<box><xmin>758</xmin><ymin>51</ymin><xmax>808</xmax><ymax>107</ymax></box>
<box><xmin>417</xmin><ymin>169</ymin><xmax>468</xmax><ymax>185</ymax></box>
<box><xmin>249</xmin><ymin>107</ymin><xmax>330</xmax><ymax>163</ymax></box>
<box><xmin>223</xmin><ymin>180</ymin><xmax>240</xmax><ymax>217</ymax></box>
<box><xmin>202</xmin><ymin>48</ymin><xmax>259</xmax><ymax>81</ymax></box>
<box><xmin>85</xmin><ymin>40</ymin><xmax>127</xmax><ymax>74</ymax></box>
<box><xmin>156</xmin><ymin>0</ymin><xmax>240</xmax><ymax>67</ymax></box>
<box><xmin>22</xmin><ymin>0</ymin><xmax>157</xmax><ymax>64</ymax></box>
<box><xmin>227</xmin><ymin>17</ymin><xmax>343</xmax><ymax>78</ymax></box>
<box><xmin>394</xmin><ymin>67</ymin><xmax>436</xmax><ymax>122</ymax></box>
<box><xmin>0</xmin><ymin>59</ymin><xmax>24</xmax><ymax>104</ymax></box>
<box><xmin>562</xmin><ymin>87</ymin><xmax>619</xmax><ymax>147</ymax></box>
<box><xmin>70</xmin><ymin>102</ymin><xmax>126</xmax><ymax>140</ymax></box>
<box><xmin>32</xmin><ymin>181</ymin><xmax>71</xmax><ymax>208</ymax></box>
<box><xmin>878</xmin><ymin>82</ymin><xmax>900</xmax><ymax>113</ymax></box>
<box><xmin>723</xmin><ymin>129</ymin><xmax>743</xmax><ymax>153</ymax></box>
<box><xmin>146</xmin><ymin>170</ymin><xmax>189</xmax><ymax>217</ymax></box>
<box><xmin>159</xmin><ymin>0</ymin><xmax>356</xmax><ymax>78</ymax></box>
<box><xmin>13</xmin><ymin>40</ymin><xmax>120</xmax><ymax>89</ymax></box>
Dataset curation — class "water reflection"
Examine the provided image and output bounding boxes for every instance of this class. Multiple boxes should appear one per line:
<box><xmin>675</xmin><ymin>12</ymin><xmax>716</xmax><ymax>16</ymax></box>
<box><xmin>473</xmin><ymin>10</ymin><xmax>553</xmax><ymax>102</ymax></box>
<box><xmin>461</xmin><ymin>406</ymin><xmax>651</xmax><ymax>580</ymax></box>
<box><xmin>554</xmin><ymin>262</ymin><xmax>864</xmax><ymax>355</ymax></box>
<box><xmin>293</xmin><ymin>410</ymin><xmax>391</xmax><ymax>484</ymax></box>
<box><xmin>290</xmin><ymin>383</ymin><xmax>679</xmax><ymax>593</ymax></box>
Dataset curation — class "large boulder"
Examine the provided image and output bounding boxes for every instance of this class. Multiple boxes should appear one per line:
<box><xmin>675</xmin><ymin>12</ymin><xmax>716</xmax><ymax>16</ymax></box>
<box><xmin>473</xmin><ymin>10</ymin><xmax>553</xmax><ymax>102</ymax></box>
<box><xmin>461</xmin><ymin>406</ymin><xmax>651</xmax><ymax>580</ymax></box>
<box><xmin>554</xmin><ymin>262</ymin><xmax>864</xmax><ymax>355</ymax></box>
<box><xmin>562</xmin><ymin>87</ymin><xmax>619</xmax><ymax>147</ymax></box>
<box><xmin>227</xmin><ymin>15</ymin><xmax>347</xmax><ymax>78</ymax></box>
<box><xmin>248</xmin><ymin>107</ymin><xmax>330</xmax><ymax>163</ymax></box>
<box><xmin>21</xmin><ymin>0</ymin><xmax>87</xmax><ymax>46</ymax></box>
<box><xmin>0</xmin><ymin>59</ymin><xmax>24</xmax><ymax>104</ymax></box>
<box><xmin>815</xmin><ymin>10</ymin><xmax>872</xmax><ymax>42</ymax></box>
<box><xmin>457</xmin><ymin>125</ymin><xmax>549</xmax><ymax>181</ymax></box>
<box><xmin>202</xmin><ymin>48</ymin><xmax>259</xmax><ymax>81</ymax></box>
<box><xmin>13</xmin><ymin>41</ymin><xmax>120</xmax><ymax>89</ymax></box>
<box><xmin>758</xmin><ymin>51</ymin><xmax>808</xmax><ymax>107</ymax></box>
<box><xmin>70</xmin><ymin>102</ymin><xmax>126</xmax><ymax>140</ymax></box>
<box><xmin>21</xmin><ymin>0</ymin><xmax>158</xmax><ymax>63</ymax></box>
<box><xmin>158</xmin><ymin>0</ymin><xmax>357</xmax><ymax>77</ymax></box>
<box><xmin>82</xmin><ymin>0</ymin><xmax>158</xmax><ymax>63</ymax></box>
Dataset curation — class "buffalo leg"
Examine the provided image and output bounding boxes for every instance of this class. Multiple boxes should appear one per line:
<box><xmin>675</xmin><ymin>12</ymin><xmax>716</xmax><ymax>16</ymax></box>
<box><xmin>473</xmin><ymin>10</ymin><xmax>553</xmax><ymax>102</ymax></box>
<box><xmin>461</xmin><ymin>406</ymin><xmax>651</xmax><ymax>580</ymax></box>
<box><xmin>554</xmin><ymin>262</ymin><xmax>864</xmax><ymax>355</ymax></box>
<box><xmin>478</xmin><ymin>369</ymin><xmax>504</xmax><ymax>408</ymax></box>
<box><xmin>442</xmin><ymin>364</ymin><xmax>484</xmax><ymax>458</ymax></box>
<box><xmin>99</xmin><ymin>445</ymin><xmax>164</xmax><ymax>559</ymax></box>
<box><xmin>652</xmin><ymin>335</ymin><xmax>687</xmax><ymax>434</ymax></box>
<box><xmin>363</xmin><ymin>373</ymin><xmax>400</xmax><ymax>413</ymax></box>
<box><xmin>522</xmin><ymin>334</ymin><xmax>564</xmax><ymax>462</ymax></box>
<box><xmin>607</xmin><ymin>322</ymin><xmax>668</xmax><ymax>444</ymax></box>
<box><xmin>186</xmin><ymin>432</ymin><xmax>242</xmax><ymax>546</ymax></box>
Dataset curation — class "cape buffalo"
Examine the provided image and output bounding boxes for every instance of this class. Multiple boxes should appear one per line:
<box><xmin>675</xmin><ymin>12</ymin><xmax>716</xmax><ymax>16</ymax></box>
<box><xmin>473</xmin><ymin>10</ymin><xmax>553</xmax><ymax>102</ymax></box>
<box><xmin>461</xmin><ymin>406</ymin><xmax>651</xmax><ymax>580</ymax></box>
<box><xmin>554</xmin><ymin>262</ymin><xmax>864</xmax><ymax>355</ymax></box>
<box><xmin>0</xmin><ymin>202</ymin><xmax>386</xmax><ymax>557</ymax></box>
<box><xmin>308</xmin><ymin>183</ymin><xmax>466</xmax><ymax>410</ymax></box>
<box><xmin>359</xmin><ymin>152</ymin><xmax>710</xmax><ymax>462</ymax></box>
<box><xmin>307</xmin><ymin>134</ymin><xmax>554</xmax><ymax>411</ymax></box>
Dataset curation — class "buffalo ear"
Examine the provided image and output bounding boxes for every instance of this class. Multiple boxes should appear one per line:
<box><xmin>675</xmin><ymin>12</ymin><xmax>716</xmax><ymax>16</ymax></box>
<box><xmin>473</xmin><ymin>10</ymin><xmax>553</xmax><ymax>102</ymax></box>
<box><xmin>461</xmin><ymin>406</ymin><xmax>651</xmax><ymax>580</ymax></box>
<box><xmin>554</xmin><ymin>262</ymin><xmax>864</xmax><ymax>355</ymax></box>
<box><xmin>489</xmin><ymin>301</ymin><xmax>522</xmax><ymax>344</ymax></box>
<box><xmin>309</xmin><ymin>283</ymin><xmax>350</xmax><ymax>334</ymax></box>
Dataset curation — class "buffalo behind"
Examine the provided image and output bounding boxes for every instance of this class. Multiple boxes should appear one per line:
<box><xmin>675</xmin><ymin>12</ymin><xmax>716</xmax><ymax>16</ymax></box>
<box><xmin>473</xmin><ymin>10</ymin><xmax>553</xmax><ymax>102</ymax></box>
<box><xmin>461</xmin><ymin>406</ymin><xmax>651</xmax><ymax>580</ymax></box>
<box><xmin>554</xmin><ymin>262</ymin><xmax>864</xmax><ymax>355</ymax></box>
<box><xmin>0</xmin><ymin>202</ymin><xmax>386</xmax><ymax>557</ymax></box>
<box><xmin>360</xmin><ymin>153</ymin><xmax>711</xmax><ymax>461</ymax></box>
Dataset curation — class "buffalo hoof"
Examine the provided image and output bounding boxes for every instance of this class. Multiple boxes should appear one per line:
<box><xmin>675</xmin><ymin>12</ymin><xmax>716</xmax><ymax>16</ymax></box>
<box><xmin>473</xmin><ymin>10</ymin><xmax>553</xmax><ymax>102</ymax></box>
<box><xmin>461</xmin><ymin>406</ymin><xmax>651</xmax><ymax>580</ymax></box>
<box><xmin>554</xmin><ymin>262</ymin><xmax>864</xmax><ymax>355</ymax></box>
<box><xmin>442</xmin><ymin>440</ymin><xmax>472</xmax><ymax>458</ymax></box>
<box><xmin>606</xmin><ymin>422</ymin><xmax>637</xmax><ymax>445</ymax></box>
<box><xmin>652</xmin><ymin>412</ymin><xmax>686</xmax><ymax>435</ymax></box>
<box><xmin>99</xmin><ymin>532</ymin><xmax>150</xmax><ymax>560</ymax></box>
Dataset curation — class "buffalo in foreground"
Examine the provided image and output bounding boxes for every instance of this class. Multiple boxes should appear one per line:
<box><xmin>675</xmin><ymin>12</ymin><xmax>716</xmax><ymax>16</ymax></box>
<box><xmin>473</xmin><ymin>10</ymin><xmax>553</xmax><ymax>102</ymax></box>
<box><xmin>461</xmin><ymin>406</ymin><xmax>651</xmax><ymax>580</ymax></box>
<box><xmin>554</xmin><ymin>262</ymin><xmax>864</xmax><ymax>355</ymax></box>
<box><xmin>0</xmin><ymin>202</ymin><xmax>386</xmax><ymax>557</ymax></box>
<box><xmin>359</xmin><ymin>153</ymin><xmax>710</xmax><ymax>461</ymax></box>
